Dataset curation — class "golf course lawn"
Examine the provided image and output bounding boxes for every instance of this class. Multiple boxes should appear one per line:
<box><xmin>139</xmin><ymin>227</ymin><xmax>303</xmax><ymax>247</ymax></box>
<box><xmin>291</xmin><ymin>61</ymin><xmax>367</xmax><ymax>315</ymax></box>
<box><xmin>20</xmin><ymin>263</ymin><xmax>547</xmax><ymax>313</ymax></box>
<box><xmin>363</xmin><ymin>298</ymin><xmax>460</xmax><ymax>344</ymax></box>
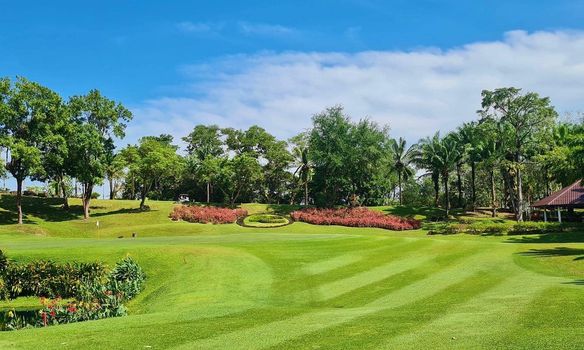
<box><xmin>0</xmin><ymin>197</ymin><xmax>582</xmax><ymax>349</ymax></box>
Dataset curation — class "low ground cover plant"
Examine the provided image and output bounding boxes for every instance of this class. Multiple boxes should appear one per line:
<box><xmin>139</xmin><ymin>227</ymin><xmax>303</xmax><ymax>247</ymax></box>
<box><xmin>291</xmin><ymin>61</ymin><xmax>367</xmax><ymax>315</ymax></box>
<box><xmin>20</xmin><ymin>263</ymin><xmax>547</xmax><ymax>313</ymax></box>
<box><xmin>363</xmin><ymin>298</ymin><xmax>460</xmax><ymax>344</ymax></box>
<box><xmin>291</xmin><ymin>207</ymin><xmax>421</xmax><ymax>230</ymax></box>
<box><xmin>428</xmin><ymin>221</ymin><xmax>575</xmax><ymax>235</ymax></box>
<box><xmin>247</xmin><ymin>214</ymin><xmax>288</xmax><ymax>224</ymax></box>
<box><xmin>0</xmin><ymin>252</ymin><xmax>146</xmax><ymax>331</ymax></box>
<box><xmin>169</xmin><ymin>205</ymin><xmax>247</xmax><ymax>224</ymax></box>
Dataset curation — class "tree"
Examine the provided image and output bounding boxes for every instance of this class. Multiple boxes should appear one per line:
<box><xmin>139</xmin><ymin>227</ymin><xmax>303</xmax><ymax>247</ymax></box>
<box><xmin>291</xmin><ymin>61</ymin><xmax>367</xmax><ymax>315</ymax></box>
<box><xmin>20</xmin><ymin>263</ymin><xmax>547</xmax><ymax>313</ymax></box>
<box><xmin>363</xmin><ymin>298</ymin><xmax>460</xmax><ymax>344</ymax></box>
<box><xmin>122</xmin><ymin>135</ymin><xmax>183</xmax><ymax>210</ymax></box>
<box><xmin>389</xmin><ymin>137</ymin><xmax>417</xmax><ymax>205</ymax></box>
<box><xmin>290</xmin><ymin>133</ymin><xmax>312</xmax><ymax>206</ymax></box>
<box><xmin>183</xmin><ymin>125</ymin><xmax>224</xmax><ymax>203</ymax></box>
<box><xmin>0</xmin><ymin>77</ymin><xmax>64</xmax><ymax>224</ymax></box>
<box><xmin>105</xmin><ymin>149</ymin><xmax>126</xmax><ymax>200</ymax></box>
<box><xmin>68</xmin><ymin>90</ymin><xmax>132</xmax><ymax>219</ymax></box>
<box><xmin>479</xmin><ymin>87</ymin><xmax>557</xmax><ymax>221</ymax></box>
<box><xmin>216</xmin><ymin>154</ymin><xmax>263</xmax><ymax>206</ymax></box>
<box><xmin>416</xmin><ymin>133</ymin><xmax>442</xmax><ymax>207</ymax></box>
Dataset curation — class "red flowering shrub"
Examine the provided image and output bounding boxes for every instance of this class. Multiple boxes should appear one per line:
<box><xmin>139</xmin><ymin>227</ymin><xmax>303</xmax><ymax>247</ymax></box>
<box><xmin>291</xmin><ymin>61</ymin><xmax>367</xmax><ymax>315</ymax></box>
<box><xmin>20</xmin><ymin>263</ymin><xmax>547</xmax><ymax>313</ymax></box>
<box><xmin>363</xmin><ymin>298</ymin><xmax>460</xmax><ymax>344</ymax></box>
<box><xmin>291</xmin><ymin>207</ymin><xmax>420</xmax><ymax>231</ymax></box>
<box><xmin>170</xmin><ymin>205</ymin><xmax>248</xmax><ymax>224</ymax></box>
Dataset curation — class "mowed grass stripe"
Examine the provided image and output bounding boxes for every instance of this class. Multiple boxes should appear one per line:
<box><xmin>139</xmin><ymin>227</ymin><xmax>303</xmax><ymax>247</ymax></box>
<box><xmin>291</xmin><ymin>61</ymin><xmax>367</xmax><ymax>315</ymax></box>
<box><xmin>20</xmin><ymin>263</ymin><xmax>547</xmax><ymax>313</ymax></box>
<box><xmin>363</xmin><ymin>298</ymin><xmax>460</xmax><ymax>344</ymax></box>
<box><xmin>322</xmin><ymin>244</ymin><xmax>483</xmax><ymax>308</ymax></box>
<box><xmin>378</xmin><ymin>272</ymin><xmax>570</xmax><ymax>349</ymax></box>
<box><xmin>171</xmin><ymin>249</ymin><xmax>496</xmax><ymax>350</ymax></box>
<box><xmin>270</xmin><ymin>271</ymin><xmax>509</xmax><ymax>349</ymax></box>
<box><xmin>282</xmin><ymin>239</ymin><xmax>436</xmax><ymax>294</ymax></box>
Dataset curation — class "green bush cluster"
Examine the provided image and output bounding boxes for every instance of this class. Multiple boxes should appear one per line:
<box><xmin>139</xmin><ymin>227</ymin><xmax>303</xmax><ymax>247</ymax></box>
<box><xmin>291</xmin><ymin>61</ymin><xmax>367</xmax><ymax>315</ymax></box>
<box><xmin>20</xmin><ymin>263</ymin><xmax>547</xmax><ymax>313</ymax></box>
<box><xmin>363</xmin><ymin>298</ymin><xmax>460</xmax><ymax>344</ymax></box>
<box><xmin>247</xmin><ymin>214</ymin><xmax>288</xmax><ymax>224</ymax></box>
<box><xmin>428</xmin><ymin>221</ymin><xmax>574</xmax><ymax>236</ymax></box>
<box><xmin>0</xmin><ymin>254</ymin><xmax>105</xmax><ymax>299</ymax></box>
<box><xmin>0</xmin><ymin>251</ymin><xmax>146</xmax><ymax>331</ymax></box>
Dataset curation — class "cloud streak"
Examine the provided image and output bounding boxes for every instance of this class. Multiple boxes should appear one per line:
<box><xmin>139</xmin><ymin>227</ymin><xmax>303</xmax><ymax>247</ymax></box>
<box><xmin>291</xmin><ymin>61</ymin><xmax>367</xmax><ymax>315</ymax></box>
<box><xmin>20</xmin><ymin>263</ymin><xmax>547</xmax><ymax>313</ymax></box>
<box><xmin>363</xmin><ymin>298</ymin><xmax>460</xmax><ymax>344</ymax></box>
<box><xmin>129</xmin><ymin>30</ymin><xmax>584</xmax><ymax>145</ymax></box>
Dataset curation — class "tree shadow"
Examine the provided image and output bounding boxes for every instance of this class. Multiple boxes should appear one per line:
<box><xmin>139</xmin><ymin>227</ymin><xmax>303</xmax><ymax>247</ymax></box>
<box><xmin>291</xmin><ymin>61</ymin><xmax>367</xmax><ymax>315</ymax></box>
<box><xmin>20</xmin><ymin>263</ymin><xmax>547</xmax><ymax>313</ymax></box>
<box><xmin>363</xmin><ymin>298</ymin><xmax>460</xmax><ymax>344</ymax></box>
<box><xmin>506</xmin><ymin>231</ymin><xmax>584</xmax><ymax>244</ymax></box>
<box><xmin>519</xmin><ymin>247</ymin><xmax>584</xmax><ymax>261</ymax></box>
<box><xmin>0</xmin><ymin>195</ymin><xmax>82</xmax><ymax>223</ymax></box>
<box><xmin>564</xmin><ymin>280</ymin><xmax>584</xmax><ymax>286</ymax></box>
<box><xmin>266</xmin><ymin>204</ymin><xmax>301</xmax><ymax>216</ymax></box>
<box><xmin>91</xmin><ymin>207</ymin><xmax>159</xmax><ymax>218</ymax></box>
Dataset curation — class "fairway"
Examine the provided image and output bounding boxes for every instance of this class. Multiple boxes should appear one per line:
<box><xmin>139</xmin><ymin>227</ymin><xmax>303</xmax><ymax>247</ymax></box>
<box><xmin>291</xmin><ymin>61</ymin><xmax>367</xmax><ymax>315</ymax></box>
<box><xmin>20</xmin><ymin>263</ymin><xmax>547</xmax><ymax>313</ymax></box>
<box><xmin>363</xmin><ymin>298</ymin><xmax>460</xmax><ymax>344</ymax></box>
<box><xmin>0</xmin><ymin>198</ymin><xmax>581</xmax><ymax>349</ymax></box>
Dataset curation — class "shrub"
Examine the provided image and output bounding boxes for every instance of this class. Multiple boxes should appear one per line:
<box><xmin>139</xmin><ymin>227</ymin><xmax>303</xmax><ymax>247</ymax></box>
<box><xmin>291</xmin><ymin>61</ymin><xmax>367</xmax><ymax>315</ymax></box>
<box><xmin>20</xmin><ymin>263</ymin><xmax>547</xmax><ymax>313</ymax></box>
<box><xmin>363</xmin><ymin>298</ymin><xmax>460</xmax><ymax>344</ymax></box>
<box><xmin>2</xmin><ymin>260</ymin><xmax>106</xmax><ymax>299</ymax></box>
<box><xmin>508</xmin><ymin>222</ymin><xmax>569</xmax><ymax>235</ymax></box>
<box><xmin>107</xmin><ymin>257</ymin><xmax>145</xmax><ymax>300</ymax></box>
<box><xmin>248</xmin><ymin>214</ymin><xmax>288</xmax><ymax>224</ymax></box>
<box><xmin>90</xmin><ymin>192</ymin><xmax>100</xmax><ymax>199</ymax></box>
<box><xmin>291</xmin><ymin>207</ymin><xmax>421</xmax><ymax>230</ymax></box>
<box><xmin>169</xmin><ymin>205</ymin><xmax>248</xmax><ymax>224</ymax></box>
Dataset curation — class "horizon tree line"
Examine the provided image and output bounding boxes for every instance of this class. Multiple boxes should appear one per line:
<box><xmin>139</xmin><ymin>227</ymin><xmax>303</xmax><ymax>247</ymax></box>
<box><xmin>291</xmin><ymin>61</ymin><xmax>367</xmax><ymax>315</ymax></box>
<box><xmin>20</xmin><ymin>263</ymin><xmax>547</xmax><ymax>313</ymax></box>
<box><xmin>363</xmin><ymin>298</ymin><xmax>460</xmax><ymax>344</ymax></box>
<box><xmin>1</xmin><ymin>76</ymin><xmax>583</xmax><ymax>223</ymax></box>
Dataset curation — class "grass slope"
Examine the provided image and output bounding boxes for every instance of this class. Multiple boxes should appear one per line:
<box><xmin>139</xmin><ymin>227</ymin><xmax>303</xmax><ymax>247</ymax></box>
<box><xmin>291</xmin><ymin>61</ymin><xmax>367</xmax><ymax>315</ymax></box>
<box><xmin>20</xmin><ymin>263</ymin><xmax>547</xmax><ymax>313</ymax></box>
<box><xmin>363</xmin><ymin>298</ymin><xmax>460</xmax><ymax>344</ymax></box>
<box><xmin>0</xmin><ymin>195</ymin><xmax>581</xmax><ymax>349</ymax></box>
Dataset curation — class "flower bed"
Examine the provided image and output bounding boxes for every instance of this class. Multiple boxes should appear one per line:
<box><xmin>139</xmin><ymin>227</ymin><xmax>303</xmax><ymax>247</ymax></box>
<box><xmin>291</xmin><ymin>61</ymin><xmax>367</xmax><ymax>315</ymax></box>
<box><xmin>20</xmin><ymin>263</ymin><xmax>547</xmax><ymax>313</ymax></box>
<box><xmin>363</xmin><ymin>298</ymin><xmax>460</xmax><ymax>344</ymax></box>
<box><xmin>169</xmin><ymin>205</ymin><xmax>248</xmax><ymax>224</ymax></box>
<box><xmin>291</xmin><ymin>207</ymin><xmax>420</xmax><ymax>230</ymax></box>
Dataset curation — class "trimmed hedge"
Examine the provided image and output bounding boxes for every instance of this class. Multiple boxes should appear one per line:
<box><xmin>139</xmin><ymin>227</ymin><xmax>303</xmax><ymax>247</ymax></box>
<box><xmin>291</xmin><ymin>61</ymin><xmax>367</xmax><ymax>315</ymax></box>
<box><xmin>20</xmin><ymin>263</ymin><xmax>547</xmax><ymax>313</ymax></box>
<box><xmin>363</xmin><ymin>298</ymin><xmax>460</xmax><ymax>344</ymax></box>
<box><xmin>169</xmin><ymin>205</ymin><xmax>247</xmax><ymax>224</ymax></box>
<box><xmin>291</xmin><ymin>207</ymin><xmax>421</xmax><ymax>230</ymax></box>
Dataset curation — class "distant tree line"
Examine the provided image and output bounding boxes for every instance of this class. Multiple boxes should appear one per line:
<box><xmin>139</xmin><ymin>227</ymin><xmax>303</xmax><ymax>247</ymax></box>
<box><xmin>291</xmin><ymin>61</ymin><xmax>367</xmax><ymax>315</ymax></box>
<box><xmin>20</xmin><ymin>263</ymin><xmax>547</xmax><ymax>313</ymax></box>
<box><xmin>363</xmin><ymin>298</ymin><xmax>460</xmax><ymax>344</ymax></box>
<box><xmin>1</xmin><ymin>77</ymin><xmax>583</xmax><ymax>222</ymax></box>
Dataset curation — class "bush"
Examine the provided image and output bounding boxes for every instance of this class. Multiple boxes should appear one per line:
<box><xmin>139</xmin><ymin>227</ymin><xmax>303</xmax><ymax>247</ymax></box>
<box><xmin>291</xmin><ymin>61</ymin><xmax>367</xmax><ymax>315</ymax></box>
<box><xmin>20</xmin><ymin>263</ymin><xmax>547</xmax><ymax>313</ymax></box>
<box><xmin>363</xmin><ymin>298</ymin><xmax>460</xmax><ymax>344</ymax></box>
<box><xmin>107</xmin><ymin>257</ymin><xmax>145</xmax><ymax>301</ymax></box>
<box><xmin>247</xmin><ymin>214</ymin><xmax>288</xmax><ymax>224</ymax></box>
<box><xmin>429</xmin><ymin>222</ymin><xmax>507</xmax><ymax>236</ymax></box>
<box><xmin>291</xmin><ymin>207</ymin><xmax>421</xmax><ymax>230</ymax></box>
<box><xmin>90</xmin><ymin>192</ymin><xmax>100</xmax><ymax>199</ymax></box>
<box><xmin>2</xmin><ymin>260</ymin><xmax>106</xmax><ymax>299</ymax></box>
<box><xmin>169</xmin><ymin>205</ymin><xmax>248</xmax><ymax>224</ymax></box>
<box><xmin>508</xmin><ymin>222</ymin><xmax>569</xmax><ymax>235</ymax></box>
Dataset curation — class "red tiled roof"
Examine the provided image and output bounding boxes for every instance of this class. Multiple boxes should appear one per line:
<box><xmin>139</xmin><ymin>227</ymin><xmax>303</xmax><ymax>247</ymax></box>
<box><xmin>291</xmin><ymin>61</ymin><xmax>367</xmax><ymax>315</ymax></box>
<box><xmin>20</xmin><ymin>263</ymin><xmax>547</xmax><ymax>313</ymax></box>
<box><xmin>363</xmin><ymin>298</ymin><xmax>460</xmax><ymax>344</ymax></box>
<box><xmin>532</xmin><ymin>180</ymin><xmax>584</xmax><ymax>207</ymax></box>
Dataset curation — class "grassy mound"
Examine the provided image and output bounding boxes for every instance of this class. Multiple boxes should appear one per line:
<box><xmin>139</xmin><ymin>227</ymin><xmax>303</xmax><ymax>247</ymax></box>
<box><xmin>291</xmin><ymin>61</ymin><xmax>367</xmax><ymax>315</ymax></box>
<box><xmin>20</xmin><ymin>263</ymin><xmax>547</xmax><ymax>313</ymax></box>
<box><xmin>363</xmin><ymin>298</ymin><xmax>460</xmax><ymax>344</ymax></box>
<box><xmin>242</xmin><ymin>214</ymin><xmax>290</xmax><ymax>227</ymax></box>
<box><xmin>0</xmin><ymin>197</ymin><xmax>581</xmax><ymax>349</ymax></box>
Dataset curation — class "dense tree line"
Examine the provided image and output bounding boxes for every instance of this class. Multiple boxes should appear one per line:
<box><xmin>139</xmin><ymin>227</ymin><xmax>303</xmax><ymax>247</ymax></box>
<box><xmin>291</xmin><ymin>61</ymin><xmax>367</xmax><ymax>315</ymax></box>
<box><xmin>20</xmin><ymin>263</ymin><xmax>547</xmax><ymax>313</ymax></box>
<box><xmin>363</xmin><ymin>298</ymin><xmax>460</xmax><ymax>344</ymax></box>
<box><xmin>1</xmin><ymin>77</ymin><xmax>583</xmax><ymax>223</ymax></box>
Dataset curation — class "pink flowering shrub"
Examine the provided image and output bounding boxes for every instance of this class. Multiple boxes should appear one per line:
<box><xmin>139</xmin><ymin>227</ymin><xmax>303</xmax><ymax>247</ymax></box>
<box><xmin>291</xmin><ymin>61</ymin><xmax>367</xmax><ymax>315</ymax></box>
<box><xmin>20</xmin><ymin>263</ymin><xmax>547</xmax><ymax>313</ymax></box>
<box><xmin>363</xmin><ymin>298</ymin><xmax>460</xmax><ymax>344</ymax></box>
<box><xmin>291</xmin><ymin>207</ymin><xmax>421</xmax><ymax>231</ymax></box>
<box><xmin>170</xmin><ymin>205</ymin><xmax>248</xmax><ymax>224</ymax></box>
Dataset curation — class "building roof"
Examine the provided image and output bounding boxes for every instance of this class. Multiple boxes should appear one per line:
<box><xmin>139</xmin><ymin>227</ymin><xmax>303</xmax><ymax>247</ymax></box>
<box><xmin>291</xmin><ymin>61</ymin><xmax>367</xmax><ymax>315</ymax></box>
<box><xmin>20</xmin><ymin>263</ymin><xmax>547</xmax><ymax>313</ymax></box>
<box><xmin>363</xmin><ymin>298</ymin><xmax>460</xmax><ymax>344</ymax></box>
<box><xmin>532</xmin><ymin>180</ymin><xmax>584</xmax><ymax>208</ymax></box>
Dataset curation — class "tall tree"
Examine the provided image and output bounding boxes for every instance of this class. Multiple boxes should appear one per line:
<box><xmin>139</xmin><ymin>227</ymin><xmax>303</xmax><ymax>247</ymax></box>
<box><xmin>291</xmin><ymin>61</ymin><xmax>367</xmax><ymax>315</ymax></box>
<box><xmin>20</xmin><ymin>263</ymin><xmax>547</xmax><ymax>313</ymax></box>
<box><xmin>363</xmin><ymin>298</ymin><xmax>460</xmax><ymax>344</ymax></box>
<box><xmin>416</xmin><ymin>133</ymin><xmax>442</xmax><ymax>207</ymax></box>
<box><xmin>215</xmin><ymin>154</ymin><xmax>263</xmax><ymax>206</ymax></box>
<box><xmin>479</xmin><ymin>87</ymin><xmax>557</xmax><ymax>221</ymax></box>
<box><xmin>68</xmin><ymin>90</ymin><xmax>132</xmax><ymax>219</ymax></box>
<box><xmin>290</xmin><ymin>137</ymin><xmax>312</xmax><ymax>206</ymax></box>
<box><xmin>0</xmin><ymin>77</ymin><xmax>63</xmax><ymax>224</ymax></box>
<box><xmin>122</xmin><ymin>135</ymin><xmax>183</xmax><ymax>210</ymax></box>
<box><xmin>389</xmin><ymin>137</ymin><xmax>417</xmax><ymax>205</ymax></box>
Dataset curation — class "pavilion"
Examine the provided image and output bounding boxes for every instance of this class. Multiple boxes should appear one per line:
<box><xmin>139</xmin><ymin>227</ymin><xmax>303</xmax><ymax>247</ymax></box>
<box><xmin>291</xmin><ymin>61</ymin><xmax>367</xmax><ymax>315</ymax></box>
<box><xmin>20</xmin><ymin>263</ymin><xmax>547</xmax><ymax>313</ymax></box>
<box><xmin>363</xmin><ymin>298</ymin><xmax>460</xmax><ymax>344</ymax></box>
<box><xmin>531</xmin><ymin>180</ymin><xmax>584</xmax><ymax>222</ymax></box>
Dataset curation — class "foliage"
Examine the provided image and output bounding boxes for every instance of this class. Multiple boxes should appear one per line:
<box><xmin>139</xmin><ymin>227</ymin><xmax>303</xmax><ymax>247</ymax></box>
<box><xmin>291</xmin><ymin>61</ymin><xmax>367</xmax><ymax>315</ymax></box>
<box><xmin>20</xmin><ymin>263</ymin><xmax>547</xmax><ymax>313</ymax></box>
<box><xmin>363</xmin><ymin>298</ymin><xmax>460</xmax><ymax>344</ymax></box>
<box><xmin>291</xmin><ymin>207</ymin><xmax>421</xmax><ymax>230</ymax></box>
<box><xmin>169</xmin><ymin>205</ymin><xmax>248</xmax><ymax>224</ymax></box>
<box><xmin>107</xmin><ymin>257</ymin><xmax>146</xmax><ymax>300</ymax></box>
<box><xmin>1</xmin><ymin>259</ymin><xmax>106</xmax><ymax>299</ymax></box>
<box><xmin>247</xmin><ymin>214</ymin><xmax>288</xmax><ymax>224</ymax></box>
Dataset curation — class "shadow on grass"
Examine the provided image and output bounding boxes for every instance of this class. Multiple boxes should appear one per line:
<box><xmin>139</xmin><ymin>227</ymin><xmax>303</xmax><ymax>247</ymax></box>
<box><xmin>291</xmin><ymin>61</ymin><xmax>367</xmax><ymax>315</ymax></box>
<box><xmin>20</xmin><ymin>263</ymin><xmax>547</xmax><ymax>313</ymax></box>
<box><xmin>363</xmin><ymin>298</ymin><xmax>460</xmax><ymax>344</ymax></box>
<box><xmin>564</xmin><ymin>280</ymin><xmax>584</xmax><ymax>286</ymax></box>
<box><xmin>266</xmin><ymin>204</ymin><xmax>301</xmax><ymax>216</ymax></box>
<box><xmin>91</xmin><ymin>207</ymin><xmax>158</xmax><ymax>218</ymax></box>
<box><xmin>0</xmin><ymin>195</ymin><xmax>82</xmax><ymax>223</ymax></box>
<box><xmin>519</xmin><ymin>247</ymin><xmax>584</xmax><ymax>261</ymax></box>
<box><xmin>507</xmin><ymin>231</ymin><xmax>584</xmax><ymax>244</ymax></box>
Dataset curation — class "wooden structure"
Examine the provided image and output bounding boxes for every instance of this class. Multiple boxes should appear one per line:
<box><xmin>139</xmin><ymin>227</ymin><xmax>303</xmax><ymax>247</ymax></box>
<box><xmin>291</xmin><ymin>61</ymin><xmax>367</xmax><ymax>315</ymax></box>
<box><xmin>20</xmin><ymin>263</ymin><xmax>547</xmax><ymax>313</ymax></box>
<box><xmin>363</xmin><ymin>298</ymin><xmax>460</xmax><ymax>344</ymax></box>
<box><xmin>531</xmin><ymin>180</ymin><xmax>584</xmax><ymax>222</ymax></box>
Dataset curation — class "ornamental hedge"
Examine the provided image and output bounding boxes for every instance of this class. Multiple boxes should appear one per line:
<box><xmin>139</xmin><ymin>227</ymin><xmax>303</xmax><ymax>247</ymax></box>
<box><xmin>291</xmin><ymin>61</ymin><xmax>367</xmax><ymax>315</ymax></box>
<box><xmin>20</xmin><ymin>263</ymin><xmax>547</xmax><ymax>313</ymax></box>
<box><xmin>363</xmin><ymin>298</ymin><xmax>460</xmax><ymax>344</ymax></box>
<box><xmin>291</xmin><ymin>207</ymin><xmax>420</xmax><ymax>230</ymax></box>
<box><xmin>169</xmin><ymin>205</ymin><xmax>248</xmax><ymax>224</ymax></box>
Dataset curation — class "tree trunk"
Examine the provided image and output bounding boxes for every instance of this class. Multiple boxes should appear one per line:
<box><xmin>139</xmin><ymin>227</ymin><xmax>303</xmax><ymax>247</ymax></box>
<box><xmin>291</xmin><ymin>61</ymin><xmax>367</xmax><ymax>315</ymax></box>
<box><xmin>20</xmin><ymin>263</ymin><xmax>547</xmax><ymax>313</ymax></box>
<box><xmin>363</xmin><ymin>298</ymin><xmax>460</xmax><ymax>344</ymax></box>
<box><xmin>456</xmin><ymin>164</ymin><xmax>462</xmax><ymax>208</ymax></box>
<box><xmin>206</xmin><ymin>181</ymin><xmax>210</xmax><ymax>203</ymax></box>
<box><xmin>432</xmin><ymin>172</ymin><xmax>439</xmax><ymax>207</ymax></box>
<box><xmin>109</xmin><ymin>177</ymin><xmax>115</xmax><ymax>200</ymax></box>
<box><xmin>16</xmin><ymin>178</ymin><xmax>23</xmax><ymax>224</ymax></box>
<box><xmin>398</xmin><ymin>171</ymin><xmax>402</xmax><ymax>205</ymax></box>
<box><xmin>516</xmin><ymin>165</ymin><xmax>524</xmax><ymax>222</ymax></box>
<box><xmin>82</xmin><ymin>183</ymin><xmax>93</xmax><ymax>220</ymax></box>
<box><xmin>490</xmin><ymin>169</ymin><xmax>497</xmax><ymax>217</ymax></box>
<box><xmin>61</xmin><ymin>178</ymin><xmax>69</xmax><ymax>210</ymax></box>
<box><xmin>444</xmin><ymin>173</ymin><xmax>450</xmax><ymax>216</ymax></box>
<box><xmin>471</xmin><ymin>161</ymin><xmax>476</xmax><ymax>211</ymax></box>
<box><xmin>304</xmin><ymin>181</ymin><xmax>308</xmax><ymax>206</ymax></box>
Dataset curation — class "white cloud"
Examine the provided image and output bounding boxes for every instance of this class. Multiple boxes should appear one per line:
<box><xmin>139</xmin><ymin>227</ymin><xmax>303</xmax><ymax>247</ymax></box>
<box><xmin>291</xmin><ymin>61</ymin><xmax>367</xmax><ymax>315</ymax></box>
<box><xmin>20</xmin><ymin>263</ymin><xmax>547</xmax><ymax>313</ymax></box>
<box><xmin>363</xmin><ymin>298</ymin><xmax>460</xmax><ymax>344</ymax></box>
<box><xmin>176</xmin><ymin>21</ymin><xmax>223</xmax><ymax>34</ymax></box>
<box><xmin>129</xmin><ymin>30</ymin><xmax>584</xmax><ymax>146</ymax></box>
<box><xmin>237</xmin><ymin>22</ymin><xmax>297</xmax><ymax>37</ymax></box>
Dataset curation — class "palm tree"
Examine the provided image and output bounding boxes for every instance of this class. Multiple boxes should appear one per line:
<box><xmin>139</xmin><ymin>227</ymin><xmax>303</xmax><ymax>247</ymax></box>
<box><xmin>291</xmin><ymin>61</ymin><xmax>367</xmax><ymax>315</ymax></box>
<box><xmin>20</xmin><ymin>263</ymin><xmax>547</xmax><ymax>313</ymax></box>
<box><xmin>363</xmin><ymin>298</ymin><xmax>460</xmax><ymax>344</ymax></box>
<box><xmin>292</xmin><ymin>145</ymin><xmax>312</xmax><ymax>206</ymax></box>
<box><xmin>435</xmin><ymin>135</ymin><xmax>461</xmax><ymax>216</ymax></box>
<box><xmin>416</xmin><ymin>133</ymin><xmax>442</xmax><ymax>207</ymax></box>
<box><xmin>389</xmin><ymin>137</ymin><xmax>417</xmax><ymax>205</ymax></box>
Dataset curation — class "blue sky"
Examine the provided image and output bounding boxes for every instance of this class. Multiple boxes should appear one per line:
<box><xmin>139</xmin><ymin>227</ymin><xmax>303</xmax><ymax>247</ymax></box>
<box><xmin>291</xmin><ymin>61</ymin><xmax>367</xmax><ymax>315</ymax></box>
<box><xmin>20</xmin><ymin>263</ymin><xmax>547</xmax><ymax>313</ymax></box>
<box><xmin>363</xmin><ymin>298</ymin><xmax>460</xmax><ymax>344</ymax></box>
<box><xmin>3</xmin><ymin>0</ymin><xmax>584</xmax><ymax>104</ymax></box>
<box><xmin>2</xmin><ymin>1</ymin><xmax>584</xmax><ymax>192</ymax></box>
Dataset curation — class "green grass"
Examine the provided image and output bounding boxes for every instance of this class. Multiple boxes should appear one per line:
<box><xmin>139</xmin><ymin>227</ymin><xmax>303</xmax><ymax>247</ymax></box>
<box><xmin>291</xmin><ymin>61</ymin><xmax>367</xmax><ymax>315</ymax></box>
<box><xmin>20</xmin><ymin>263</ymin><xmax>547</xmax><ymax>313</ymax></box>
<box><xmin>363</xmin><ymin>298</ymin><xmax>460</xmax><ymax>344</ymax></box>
<box><xmin>0</xmin><ymin>195</ymin><xmax>582</xmax><ymax>349</ymax></box>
